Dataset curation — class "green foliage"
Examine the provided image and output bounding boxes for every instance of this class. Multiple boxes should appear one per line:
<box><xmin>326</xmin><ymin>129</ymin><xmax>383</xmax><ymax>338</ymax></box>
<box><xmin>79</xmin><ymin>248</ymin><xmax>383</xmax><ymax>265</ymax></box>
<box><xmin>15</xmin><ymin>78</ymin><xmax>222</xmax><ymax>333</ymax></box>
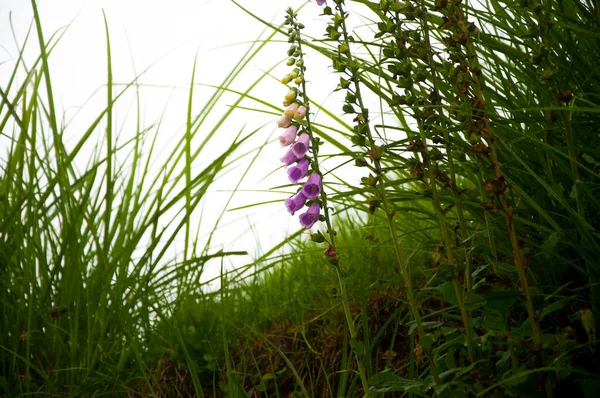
<box><xmin>222</xmin><ymin>0</ymin><xmax>600</xmax><ymax>395</ymax></box>
<box><xmin>2</xmin><ymin>0</ymin><xmax>600</xmax><ymax>396</ymax></box>
<box><xmin>0</xmin><ymin>2</ymin><xmax>265</xmax><ymax>396</ymax></box>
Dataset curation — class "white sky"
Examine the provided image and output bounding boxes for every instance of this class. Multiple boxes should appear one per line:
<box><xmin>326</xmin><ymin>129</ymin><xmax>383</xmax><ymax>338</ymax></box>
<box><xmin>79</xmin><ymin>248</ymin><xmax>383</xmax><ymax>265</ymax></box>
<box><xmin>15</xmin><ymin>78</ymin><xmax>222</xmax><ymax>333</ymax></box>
<box><xmin>0</xmin><ymin>0</ymin><xmax>373</xmax><ymax>287</ymax></box>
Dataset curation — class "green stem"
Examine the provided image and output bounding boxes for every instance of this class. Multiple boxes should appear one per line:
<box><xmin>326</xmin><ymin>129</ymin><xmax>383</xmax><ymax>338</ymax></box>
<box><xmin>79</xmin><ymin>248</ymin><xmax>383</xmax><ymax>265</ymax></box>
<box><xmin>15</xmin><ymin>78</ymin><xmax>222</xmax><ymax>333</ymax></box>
<box><xmin>335</xmin><ymin>1</ymin><xmax>441</xmax><ymax>384</ymax></box>
<box><xmin>460</xmin><ymin>4</ymin><xmax>543</xmax><ymax>347</ymax></box>
<box><xmin>416</xmin><ymin>4</ymin><xmax>475</xmax><ymax>361</ymax></box>
<box><xmin>293</xmin><ymin>16</ymin><xmax>370</xmax><ymax>395</ymax></box>
<box><xmin>388</xmin><ymin>214</ymin><xmax>441</xmax><ymax>385</ymax></box>
<box><xmin>335</xmin><ymin>269</ymin><xmax>370</xmax><ymax>393</ymax></box>
<box><xmin>476</xmin><ymin>170</ymin><xmax>499</xmax><ymax>261</ymax></box>
<box><xmin>415</xmin><ymin>117</ymin><xmax>475</xmax><ymax>363</ymax></box>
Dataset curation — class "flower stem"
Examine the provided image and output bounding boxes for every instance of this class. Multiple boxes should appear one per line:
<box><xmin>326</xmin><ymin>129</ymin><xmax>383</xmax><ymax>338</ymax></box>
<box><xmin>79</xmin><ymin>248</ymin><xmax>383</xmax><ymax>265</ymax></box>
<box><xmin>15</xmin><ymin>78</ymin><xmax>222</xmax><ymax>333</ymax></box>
<box><xmin>290</xmin><ymin>12</ymin><xmax>371</xmax><ymax>395</ymax></box>
<box><xmin>412</xmin><ymin>4</ymin><xmax>476</xmax><ymax>362</ymax></box>
<box><xmin>334</xmin><ymin>0</ymin><xmax>441</xmax><ymax>384</ymax></box>
<box><xmin>459</xmin><ymin>2</ymin><xmax>543</xmax><ymax>347</ymax></box>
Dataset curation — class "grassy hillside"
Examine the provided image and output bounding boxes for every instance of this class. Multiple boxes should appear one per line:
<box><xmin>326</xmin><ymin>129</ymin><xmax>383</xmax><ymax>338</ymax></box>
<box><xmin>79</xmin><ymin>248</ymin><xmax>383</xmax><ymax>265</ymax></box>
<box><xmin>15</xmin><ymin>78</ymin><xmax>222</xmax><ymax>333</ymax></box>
<box><xmin>2</xmin><ymin>0</ymin><xmax>600</xmax><ymax>396</ymax></box>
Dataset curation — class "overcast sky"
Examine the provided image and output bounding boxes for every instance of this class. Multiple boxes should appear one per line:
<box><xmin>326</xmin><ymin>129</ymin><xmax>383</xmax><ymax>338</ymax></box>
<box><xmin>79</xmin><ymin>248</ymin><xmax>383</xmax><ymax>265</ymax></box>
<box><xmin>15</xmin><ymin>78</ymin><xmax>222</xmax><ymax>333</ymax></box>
<box><xmin>0</xmin><ymin>0</ymin><xmax>369</xmax><ymax>286</ymax></box>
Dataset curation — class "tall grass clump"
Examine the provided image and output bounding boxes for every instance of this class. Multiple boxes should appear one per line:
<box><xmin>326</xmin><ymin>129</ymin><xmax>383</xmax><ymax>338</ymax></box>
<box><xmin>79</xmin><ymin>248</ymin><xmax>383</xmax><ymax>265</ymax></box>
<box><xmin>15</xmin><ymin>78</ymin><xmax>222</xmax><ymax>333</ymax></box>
<box><xmin>0</xmin><ymin>2</ymin><xmax>278</xmax><ymax>395</ymax></box>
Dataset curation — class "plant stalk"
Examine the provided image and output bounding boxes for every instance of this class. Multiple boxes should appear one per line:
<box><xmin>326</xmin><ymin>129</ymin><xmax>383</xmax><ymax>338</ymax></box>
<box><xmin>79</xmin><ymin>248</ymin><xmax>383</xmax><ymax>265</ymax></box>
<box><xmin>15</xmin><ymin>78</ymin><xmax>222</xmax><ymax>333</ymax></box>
<box><xmin>335</xmin><ymin>1</ymin><xmax>441</xmax><ymax>383</ymax></box>
<box><xmin>459</xmin><ymin>4</ymin><xmax>543</xmax><ymax>346</ymax></box>
<box><xmin>294</xmin><ymin>17</ymin><xmax>371</xmax><ymax>395</ymax></box>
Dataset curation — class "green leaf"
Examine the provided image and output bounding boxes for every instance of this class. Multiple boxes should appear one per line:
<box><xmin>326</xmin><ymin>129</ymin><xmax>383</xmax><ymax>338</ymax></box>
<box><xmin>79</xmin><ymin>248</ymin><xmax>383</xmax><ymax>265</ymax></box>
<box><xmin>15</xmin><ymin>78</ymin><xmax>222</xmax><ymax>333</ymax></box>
<box><xmin>408</xmin><ymin>321</ymin><xmax>443</xmax><ymax>336</ymax></box>
<box><xmin>419</xmin><ymin>333</ymin><xmax>436</xmax><ymax>351</ymax></box>
<box><xmin>437</xmin><ymin>281</ymin><xmax>458</xmax><ymax>306</ymax></box>
<box><xmin>445</xmin><ymin>347</ymin><xmax>457</xmax><ymax>370</ymax></box>
<box><xmin>483</xmin><ymin>289</ymin><xmax>517</xmax><ymax>319</ymax></box>
<box><xmin>350</xmin><ymin>338</ymin><xmax>365</xmax><ymax>356</ymax></box>
<box><xmin>310</xmin><ymin>231</ymin><xmax>326</xmax><ymax>243</ymax></box>
<box><xmin>539</xmin><ymin>301</ymin><xmax>564</xmax><ymax>321</ymax></box>
<box><xmin>342</xmin><ymin>104</ymin><xmax>356</xmax><ymax>114</ymax></box>
<box><xmin>581</xmin><ymin>378</ymin><xmax>600</xmax><ymax>398</ymax></box>
<box><xmin>541</xmin><ymin>232</ymin><xmax>560</xmax><ymax>256</ymax></box>
<box><xmin>262</xmin><ymin>373</ymin><xmax>278</xmax><ymax>380</ymax></box>
<box><xmin>369</xmin><ymin>371</ymin><xmax>427</xmax><ymax>394</ymax></box>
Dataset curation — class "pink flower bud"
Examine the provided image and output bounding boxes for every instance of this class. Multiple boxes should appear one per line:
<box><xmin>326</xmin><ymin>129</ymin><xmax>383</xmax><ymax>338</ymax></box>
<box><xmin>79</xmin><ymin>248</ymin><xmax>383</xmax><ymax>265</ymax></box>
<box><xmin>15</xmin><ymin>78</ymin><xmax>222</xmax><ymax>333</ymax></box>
<box><xmin>277</xmin><ymin>114</ymin><xmax>292</xmax><ymax>128</ymax></box>
<box><xmin>284</xmin><ymin>103</ymin><xmax>299</xmax><ymax>118</ymax></box>
<box><xmin>324</xmin><ymin>245</ymin><xmax>337</xmax><ymax>258</ymax></box>
<box><xmin>293</xmin><ymin>106</ymin><xmax>307</xmax><ymax>121</ymax></box>
<box><xmin>279</xmin><ymin>126</ymin><xmax>298</xmax><ymax>147</ymax></box>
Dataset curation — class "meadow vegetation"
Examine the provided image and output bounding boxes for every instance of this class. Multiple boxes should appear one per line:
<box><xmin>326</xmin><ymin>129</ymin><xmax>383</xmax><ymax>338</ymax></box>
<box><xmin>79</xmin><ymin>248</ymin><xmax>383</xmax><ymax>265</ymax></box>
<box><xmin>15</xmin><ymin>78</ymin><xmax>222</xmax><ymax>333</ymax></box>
<box><xmin>1</xmin><ymin>0</ymin><xmax>599</xmax><ymax>396</ymax></box>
